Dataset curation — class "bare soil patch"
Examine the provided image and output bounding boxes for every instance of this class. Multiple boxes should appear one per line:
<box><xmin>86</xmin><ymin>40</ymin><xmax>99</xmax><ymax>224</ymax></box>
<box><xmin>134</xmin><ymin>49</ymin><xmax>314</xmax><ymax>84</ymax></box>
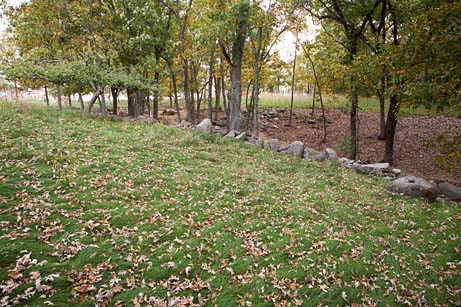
<box><xmin>258</xmin><ymin>108</ymin><xmax>461</xmax><ymax>186</ymax></box>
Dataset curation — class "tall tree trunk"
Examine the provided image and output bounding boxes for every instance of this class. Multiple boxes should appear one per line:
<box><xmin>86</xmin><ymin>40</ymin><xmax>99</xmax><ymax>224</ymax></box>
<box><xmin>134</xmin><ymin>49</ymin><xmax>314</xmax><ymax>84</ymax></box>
<box><xmin>127</xmin><ymin>88</ymin><xmax>139</xmax><ymax>117</ymax></box>
<box><xmin>56</xmin><ymin>84</ymin><xmax>62</xmax><ymax>111</ymax></box>
<box><xmin>44</xmin><ymin>84</ymin><xmax>50</xmax><ymax>107</ymax></box>
<box><xmin>77</xmin><ymin>89</ymin><xmax>84</xmax><ymax>112</ymax></box>
<box><xmin>87</xmin><ymin>88</ymin><xmax>103</xmax><ymax>115</ymax></box>
<box><xmin>172</xmin><ymin>72</ymin><xmax>181</xmax><ymax>123</ymax></box>
<box><xmin>311</xmin><ymin>85</ymin><xmax>316</xmax><ymax>118</ymax></box>
<box><xmin>153</xmin><ymin>52</ymin><xmax>161</xmax><ymax>119</ymax></box>
<box><xmin>184</xmin><ymin>60</ymin><xmax>193</xmax><ymax>123</ymax></box>
<box><xmin>349</xmin><ymin>84</ymin><xmax>359</xmax><ymax>160</ymax></box>
<box><xmin>135</xmin><ymin>90</ymin><xmax>143</xmax><ymax>117</ymax></box>
<box><xmin>378</xmin><ymin>74</ymin><xmax>386</xmax><ymax>140</ymax></box>
<box><xmin>383</xmin><ymin>95</ymin><xmax>399</xmax><ymax>163</ymax></box>
<box><xmin>207</xmin><ymin>54</ymin><xmax>214</xmax><ymax>120</ymax></box>
<box><xmin>221</xmin><ymin>62</ymin><xmax>229</xmax><ymax>126</ymax></box>
<box><xmin>146</xmin><ymin>95</ymin><xmax>151</xmax><ymax>117</ymax></box>
<box><xmin>100</xmin><ymin>91</ymin><xmax>107</xmax><ymax>115</ymax></box>
<box><xmin>111</xmin><ymin>87</ymin><xmax>118</xmax><ymax>115</ymax></box>
<box><xmin>253</xmin><ymin>26</ymin><xmax>262</xmax><ymax>138</ymax></box>
<box><xmin>303</xmin><ymin>45</ymin><xmax>327</xmax><ymax>143</ymax></box>
<box><xmin>169</xmin><ymin>79</ymin><xmax>173</xmax><ymax>108</ymax></box>
<box><xmin>288</xmin><ymin>34</ymin><xmax>298</xmax><ymax>127</ymax></box>
<box><xmin>229</xmin><ymin>64</ymin><xmax>243</xmax><ymax>131</ymax></box>
<box><xmin>214</xmin><ymin>76</ymin><xmax>221</xmax><ymax>122</ymax></box>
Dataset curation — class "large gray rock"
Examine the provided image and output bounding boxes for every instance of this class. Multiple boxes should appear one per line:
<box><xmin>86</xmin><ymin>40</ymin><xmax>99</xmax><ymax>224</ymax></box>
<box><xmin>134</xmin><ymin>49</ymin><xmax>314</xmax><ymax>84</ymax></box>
<box><xmin>196</xmin><ymin>118</ymin><xmax>212</xmax><ymax>133</ymax></box>
<box><xmin>224</xmin><ymin>130</ymin><xmax>239</xmax><ymax>138</ymax></box>
<box><xmin>303</xmin><ymin>147</ymin><xmax>321</xmax><ymax>160</ymax></box>
<box><xmin>264</xmin><ymin>139</ymin><xmax>280</xmax><ymax>152</ymax></box>
<box><xmin>314</xmin><ymin>153</ymin><xmax>326</xmax><ymax>162</ymax></box>
<box><xmin>325</xmin><ymin>148</ymin><xmax>338</xmax><ymax>160</ymax></box>
<box><xmin>256</xmin><ymin>138</ymin><xmax>265</xmax><ymax>148</ymax></box>
<box><xmin>354</xmin><ymin>163</ymin><xmax>390</xmax><ymax>175</ymax></box>
<box><xmin>286</xmin><ymin>141</ymin><xmax>305</xmax><ymax>158</ymax></box>
<box><xmin>235</xmin><ymin>132</ymin><xmax>247</xmax><ymax>140</ymax></box>
<box><xmin>386</xmin><ymin>175</ymin><xmax>440</xmax><ymax>200</ymax></box>
<box><xmin>339</xmin><ymin>158</ymin><xmax>354</xmax><ymax>168</ymax></box>
<box><xmin>438</xmin><ymin>182</ymin><xmax>461</xmax><ymax>201</ymax></box>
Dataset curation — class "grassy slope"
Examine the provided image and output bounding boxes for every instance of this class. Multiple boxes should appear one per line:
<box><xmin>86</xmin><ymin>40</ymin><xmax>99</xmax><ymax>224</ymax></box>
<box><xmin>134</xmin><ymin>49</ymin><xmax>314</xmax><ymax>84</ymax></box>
<box><xmin>0</xmin><ymin>103</ymin><xmax>460</xmax><ymax>307</ymax></box>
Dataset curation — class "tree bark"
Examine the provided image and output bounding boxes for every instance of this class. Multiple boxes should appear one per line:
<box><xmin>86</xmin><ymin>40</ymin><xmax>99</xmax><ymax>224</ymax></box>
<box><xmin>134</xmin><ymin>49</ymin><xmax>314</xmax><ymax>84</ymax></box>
<box><xmin>44</xmin><ymin>84</ymin><xmax>50</xmax><ymax>107</ymax></box>
<box><xmin>253</xmin><ymin>27</ymin><xmax>262</xmax><ymax>138</ymax></box>
<box><xmin>214</xmin><ymin>76</ymin><xmax>221</xmax><ymax>122</ymax></box>
<box><xmin>153</xmin><ymin>52</ymin><xmax>161</xmax><ymax>119</ymax></box>
<box><xmin>229</xmin><ymin>64</ymin><xmax>243</xmax><ymax>131</ymax></box>
<box><xmin>68</xmin><ymin>94</ymin><xmax>72</xmax><ymax>107</ymax></box>
<box><xmin>304</xmin><ymin>45</ymin><xmax>327</xmax><ymax>143</ymax></box>
<box><xmin>171</xmin><ymin>72</ymin><xmax>181</xmax><ymax>123</ymax></box>
<box><xmin>100</xmin><ymin>91</ymin><xmax>107</xmax><ymax>115</ymax></box>
<box><xmin>184</xmin><ymin>60</ymin><xmax>193</xmax><ymax>123</ymax></box>
<box><xmin>207</xmin><ymin>54</ymin><xmax>214</xmax><ymax>120</ymax></box>
<box><xmin>383</xmin><ymin>95</ymin><xmax>399</xmax><ymax>163</ymax></box>
<box><xmin>349</xmin><ymin>84</ymin><xmax>359</xmax><ymax>160</ymax></box>
<box><xmin>56</xmin><ymin>84</ymin><xmax>62</xmax><ymax>111</ymax></box>
<box><xmin>77</xmin><ymin>89</ymin><xmax>84</xmax><ymax>112</ymax></box>
<box><xmin>221</xmin><ymin>62</ymin><xmax>229</xmax><ymax>127</ymax></box>
<box><xmin>288</xmin><ymin>34</ymin><xmax>298</xmax><ymax>127</ymax></box>
<box><xmin>111</xmin><ymin>87</ymin><xmax>118</xmax><ymax>115</ymax></box>
<box><xmin>378</xmin><ymin>74</ymin><xmax>386</xmax><ymax>140</ymax></box>
<box><xmin>87</xmin><ymin>88</ymin><xmax>103</xmax><ymax>115</ymax></box>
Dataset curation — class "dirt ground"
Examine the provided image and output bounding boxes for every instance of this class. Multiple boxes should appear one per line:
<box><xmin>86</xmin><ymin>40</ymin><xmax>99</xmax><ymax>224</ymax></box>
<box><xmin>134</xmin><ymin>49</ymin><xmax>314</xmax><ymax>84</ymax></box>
<box><xmin>157</xmin><ymin>107</ymin><xmax>461</xmax><ymax>186</ymax></box>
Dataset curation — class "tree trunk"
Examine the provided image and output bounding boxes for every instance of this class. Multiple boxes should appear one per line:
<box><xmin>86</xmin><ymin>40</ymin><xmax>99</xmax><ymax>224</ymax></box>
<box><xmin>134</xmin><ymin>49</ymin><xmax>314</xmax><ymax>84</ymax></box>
<box><xmin>127</xmin><ymin>88</ymin><xmax>140</xmax><ymax>117</ymax></box>
<box><xmin>77</xmin><ymin>89</ymin><xmax>84</xmax><ymax>112</ymax></box>
<box><xmin>214</xmin><ymin>76</ymin><xmax>221</xmax><ymax>122</ymax></box>
<box><xmin>253</xmin><ymin>26</ymin><xmax>262</xmax><ymax>138</ymax></box>
<box><xmin>56</xmin><ymin>85</ymin><xmax>62</xmax><ymax>111</ymax></box>
<box><xmin>349</xmin><ymin>85</ymin><xmax>359</xmax><ymax>160</ymax></box>
<box><xmin>207</xmin><ymin>54</ymin><xmax>214</xmax><ymax>120</ymax></box>
<box><xmin>304</xmin><ymin>45</ymin><xmax>327</xmax><ymax>143</ymax></box>
<box><xmin>153</xmin><ymin>52</ymin><xmax>161</xmax><ymax>119</ymax></box>
<box><xmin>68</xmin><ymin>94</ymin><xmax>72</xmax><ymax>107</ymax></box>
<box><xmin>311</xmin><ymin>85</ymin><xmax>316</xmax><ymax>118</ymax></box>
<box><xmin>111</xmin><ymin>87</ymin><xmax>118</xmax><ymax>115</ymax></box>
<box><xmin>229</xmin><ymin>64</ymin><xmax>243</xmax><ymax>131</ymax></box>
<box><xmin>288</xmin><ymin>32</ymin><xmax>298</xmax><ymax>127</ymax></box>
<box><xmin>44</xmin><ymin>85</ymin><xmax>50</xmax><ymax>107</ymax></box>
<box><xmin>184</xmin><ymin>60</ymin><xmax>193</xmax><ymax>123</ymax></box>
<box><xmin>172</xmin><ymin>72</ymin><xmax>181</xmax><ymax>123</ymax></box>
<box><xmin>221</xmin><ymin>63</ymin><xmax>229</xmax><ymax>127</ymax></box>
<box><xmin>383</xmin><ymin>95</ymin><xmax>399</xmax><ymax>164</ymax></box>
<box><xmin>87</xmin><ymin>88</ymin><xmax>103</xmax><ymax>114</ymax></box>
<box><xmin>136</xmin><ymin>90</ymin><xmax>144</xmax><ymax>117</ymax></box>
<box><xmin>169</xmin><ymin>79</ymin><xmax>173</xmax><ymax>108</ymax></box>
<box><xmin>378</xmin><ymin>73</ymin><xmax>386</xmax><ymax>140</ymax></box>
<box><xmin>100</xmin><ymin>92</ymin><xmax>107</xmax><ymax>115</ymax></box>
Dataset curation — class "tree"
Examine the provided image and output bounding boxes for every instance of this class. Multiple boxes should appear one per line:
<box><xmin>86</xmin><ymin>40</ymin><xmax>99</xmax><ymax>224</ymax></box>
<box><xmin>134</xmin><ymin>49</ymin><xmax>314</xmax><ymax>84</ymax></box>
<box><xmin>301</xmin><ymin>0</ymin><xmax>385</xmax><ymax>159</ymax></box>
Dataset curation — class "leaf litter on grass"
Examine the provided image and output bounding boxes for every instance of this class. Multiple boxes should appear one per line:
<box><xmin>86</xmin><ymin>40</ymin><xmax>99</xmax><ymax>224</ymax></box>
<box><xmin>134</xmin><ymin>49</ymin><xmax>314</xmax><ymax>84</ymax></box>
<box><xmin>0</xmin><ymin>104</ymin><xmax>460</xmax><ymax>307</ymax></box>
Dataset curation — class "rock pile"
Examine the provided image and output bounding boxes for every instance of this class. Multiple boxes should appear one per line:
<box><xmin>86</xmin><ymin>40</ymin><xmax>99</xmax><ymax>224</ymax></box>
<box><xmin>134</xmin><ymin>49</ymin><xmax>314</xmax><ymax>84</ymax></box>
<box><xmin>185</xmin><ymin>121</ymin><xmax>461</xmax><ymax>202</ymax></box>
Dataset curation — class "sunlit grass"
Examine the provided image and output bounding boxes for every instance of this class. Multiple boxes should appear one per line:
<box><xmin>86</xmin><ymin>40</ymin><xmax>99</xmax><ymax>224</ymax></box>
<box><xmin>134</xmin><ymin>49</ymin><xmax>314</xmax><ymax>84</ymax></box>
<box><xmin>0</xmin><ymin>102</ymin><xmax>459</xmax><ymax>306</ymax></box>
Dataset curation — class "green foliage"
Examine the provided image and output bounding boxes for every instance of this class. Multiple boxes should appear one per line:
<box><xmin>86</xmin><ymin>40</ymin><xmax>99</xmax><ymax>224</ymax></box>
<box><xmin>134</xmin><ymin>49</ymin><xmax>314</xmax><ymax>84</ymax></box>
<box><xmin>423</xmin><ymin>130</ymin><xmax>461</xmax><ymax>172</ymax></box>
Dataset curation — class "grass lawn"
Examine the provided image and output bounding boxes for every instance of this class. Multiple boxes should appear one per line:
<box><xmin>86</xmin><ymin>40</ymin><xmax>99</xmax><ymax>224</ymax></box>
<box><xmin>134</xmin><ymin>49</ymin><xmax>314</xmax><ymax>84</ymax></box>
<box><xmin>0</xmin><ymin>102</ymin><xmax>460</xmax><ymax>306</ymax></box>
